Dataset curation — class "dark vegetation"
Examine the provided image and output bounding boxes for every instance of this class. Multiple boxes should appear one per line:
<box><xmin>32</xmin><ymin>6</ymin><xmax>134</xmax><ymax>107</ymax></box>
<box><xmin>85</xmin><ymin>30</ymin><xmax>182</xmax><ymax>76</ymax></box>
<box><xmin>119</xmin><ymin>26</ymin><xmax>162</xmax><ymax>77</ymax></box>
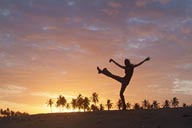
<box><xmin>0</xmin><ymin>108</ymin><xmax>28</xmax><ymax>118</ymax></box>
<box><xmin>1</xmin><ymin>93</ymin><xmax>191</xmax><ymax>128</ymax></box>
<box><xmin>46</xmin><ymin>92</ymin><xmax>192</xmax><ymax>112</ymax></box>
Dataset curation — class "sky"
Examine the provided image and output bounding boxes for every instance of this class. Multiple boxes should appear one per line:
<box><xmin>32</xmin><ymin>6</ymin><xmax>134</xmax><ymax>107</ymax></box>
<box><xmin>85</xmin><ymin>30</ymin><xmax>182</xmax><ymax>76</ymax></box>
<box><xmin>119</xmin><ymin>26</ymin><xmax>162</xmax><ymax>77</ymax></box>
<box><xmin>0</xmin><ymin>0</ymin><xmax>192</xmax><ymax>114</ymax></box>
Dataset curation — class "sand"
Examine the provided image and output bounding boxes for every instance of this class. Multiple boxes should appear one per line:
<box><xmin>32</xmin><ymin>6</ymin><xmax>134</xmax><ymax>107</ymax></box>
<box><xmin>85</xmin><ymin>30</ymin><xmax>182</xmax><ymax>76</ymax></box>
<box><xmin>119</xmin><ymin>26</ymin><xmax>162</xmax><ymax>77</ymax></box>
<box><xmin>0</xmin><ymin>107</ymin><xmax>192</xmax><ymax>128</ymax></box>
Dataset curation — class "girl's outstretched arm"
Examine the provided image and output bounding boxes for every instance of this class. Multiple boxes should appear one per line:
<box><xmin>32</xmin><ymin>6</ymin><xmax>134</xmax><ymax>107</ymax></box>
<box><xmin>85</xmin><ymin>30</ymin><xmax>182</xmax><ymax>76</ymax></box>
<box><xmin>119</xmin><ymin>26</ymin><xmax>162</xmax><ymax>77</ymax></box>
<box><xmin>109</xmin><ymin>59</ymin><xmax>125</xmax><ymax>69</ymax></box>
<box><xmin>134</xmin><ymin>57</ymin><xmax>150</xmax><ymax>68</ymax></box>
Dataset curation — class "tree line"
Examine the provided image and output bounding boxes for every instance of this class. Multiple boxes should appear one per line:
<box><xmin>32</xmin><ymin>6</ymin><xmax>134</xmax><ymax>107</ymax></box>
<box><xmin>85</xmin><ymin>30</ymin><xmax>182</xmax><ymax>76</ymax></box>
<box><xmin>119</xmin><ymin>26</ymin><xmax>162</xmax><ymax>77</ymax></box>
<box><xmin>47</xmin><ymin>92</ymin><xmax>191</xmax><ymax>112</ymax></box>
<box><xmin>0</xmin><ymin>108</ymin><xmax>29</xmax><ymax>118</ymax></box>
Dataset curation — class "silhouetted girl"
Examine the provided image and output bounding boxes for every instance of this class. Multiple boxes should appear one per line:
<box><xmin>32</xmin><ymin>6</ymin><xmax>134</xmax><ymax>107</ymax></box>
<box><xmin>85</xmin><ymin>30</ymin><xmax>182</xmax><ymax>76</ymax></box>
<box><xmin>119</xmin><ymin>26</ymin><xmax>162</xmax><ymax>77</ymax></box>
<box><xmin>97</xmin><ymin>57</ymin><xmax>150</xmax><ymax>110</ymax></box>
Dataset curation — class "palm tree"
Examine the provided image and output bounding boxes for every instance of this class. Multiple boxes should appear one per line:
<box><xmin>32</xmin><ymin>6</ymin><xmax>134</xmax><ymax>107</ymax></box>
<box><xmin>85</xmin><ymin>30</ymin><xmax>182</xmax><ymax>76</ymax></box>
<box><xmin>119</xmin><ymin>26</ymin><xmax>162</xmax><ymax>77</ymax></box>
<box><xmin>163</xmin><ymin>100</ymin><xmax>170</xmax><ymax>108</ymax></box>
<box><xmin>56</xmin><ymin>99</ymin><xmax>61</xmax><ymax>111</ymax></box>
<box><xmin>126</xmin><ymin>102</ymin><xmax>131</xmax><ymax>110</ymax></box>
<box><xmin>15</xmin><ymin>111</ymin><xmax>22</xmax><ymax>116</ymax></box>
<box><xmin>83</xmin><ymin>97</ymin><xmax>90</xmax><ymax>112</ymax></box>
<box><xmin>151</xmin><ymin>100</ymin><xmax>159</xmax><ymax>109</ymax></box>
<box><xmin>61</xmin><ymin>96</ymin><xmax>67</xmax><ymax>111</ymax></box>
<box><xmin>99</xmin><ymin>104</ymin><xmax>104</xmax><ymax>111</ymax></box>
<box><xmin>106</xmin><ymin>99</ymin><xmax>113</xmax><ymax>111</ymax></box>
<box><xmin>172</xmin><ymin>97</ymin><xmax>179</xmax><ymax>108</ymax></box>
<box><xmin>1</xmin><ymin>109</ymin><xmax>6</xmax><ymax>117</ymax></box>
<box><xmin>183</xmin><ymin>103</ymin><xmax>187</xmax><ymax>107</ymax></box>
<box><xmin>10</xmin><ymin>110</ymin><xmax>15</xmax><ymax>117</ymax></box>
<box><xmin>66</xmin><ymin>103</ymin><xmax>70</xmax><ymax>110</ymax></box>
<box><xmin>56</xmin><ymin>95</ymin><xmax>67</xmax><ymax>112</ymax></box>
<box><xmin>56</xmin><ymin>95</ymin><xmax>61</xmax><ymax>110</ymax></box>
<box><xmin>133</xmin><ymin>103</ymin><xmax>140</xmax><ymax>110</ymax></box>
<box><xmin>76</xmin><ymin>94</ymin><xmax>84</xmax><ymax>111</ymax></box>
<box><xmin>5</xmin><ymin>108</ymin><xmax>10</xmax><ymax>117</ymax></box>
<box><xmin>47</xmin><ymin>99</ymin><xmax>54</xmax><ymax>113</ymax></box>
<box><xmin>142</xmin><ymin>99</ymin><xmax>150</xmax><ymax>109</ymax></box>
<box><xmin>117</xmin><ymin>99</ymin><xmax>122</xmax><ymax>110</ymax></box>
<box><xmin>91</xmin><ymin>104</ymin><xmax>99</xmax><ymax>111</ymax></box>
<box><xmin>71</xmin><ymin>98</ymin><xmax>77</xmax><ymax>110</ymax></box>
<box><xmin>91</xmin><ymin>92</ymin><xmax>99</xmax><ymax>105</ymax></box>
<box><xmin>0</xmin><ymin>108</ymin><xmax>3</xmax><ymax>117</ymax></box>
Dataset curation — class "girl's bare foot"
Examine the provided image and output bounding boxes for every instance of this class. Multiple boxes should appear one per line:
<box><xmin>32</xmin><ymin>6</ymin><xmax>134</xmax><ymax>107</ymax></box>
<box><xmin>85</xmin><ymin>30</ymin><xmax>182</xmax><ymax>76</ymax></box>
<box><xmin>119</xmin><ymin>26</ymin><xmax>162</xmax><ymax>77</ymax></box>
<box><xmin>97</xmin><ymin>66</ymin><xmax>102</xmax><ymax>74</ymax></box>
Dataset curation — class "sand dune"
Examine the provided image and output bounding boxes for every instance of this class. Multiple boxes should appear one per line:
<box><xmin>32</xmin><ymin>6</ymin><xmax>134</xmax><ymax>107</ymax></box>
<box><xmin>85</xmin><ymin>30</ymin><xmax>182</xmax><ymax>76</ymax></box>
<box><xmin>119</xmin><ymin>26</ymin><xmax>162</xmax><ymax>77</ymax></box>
<box><xmin>1</xmin><ymin>107</ymin><xmax>192</xmax><ymax>128</ymax></box>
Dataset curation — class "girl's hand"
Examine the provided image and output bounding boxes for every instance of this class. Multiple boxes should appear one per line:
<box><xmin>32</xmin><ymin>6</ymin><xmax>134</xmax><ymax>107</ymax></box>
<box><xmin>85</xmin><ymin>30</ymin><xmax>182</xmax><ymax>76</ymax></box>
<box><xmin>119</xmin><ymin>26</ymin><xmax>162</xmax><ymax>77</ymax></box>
<box><xmin>145</xmin><ymin>57</ymin><xmax>150</xmax><ymax>61</ymax></box>
<box><xmin>109</xmin><ymin>59</ymin><xmax>114</xmax><ymax>63</ymax></box>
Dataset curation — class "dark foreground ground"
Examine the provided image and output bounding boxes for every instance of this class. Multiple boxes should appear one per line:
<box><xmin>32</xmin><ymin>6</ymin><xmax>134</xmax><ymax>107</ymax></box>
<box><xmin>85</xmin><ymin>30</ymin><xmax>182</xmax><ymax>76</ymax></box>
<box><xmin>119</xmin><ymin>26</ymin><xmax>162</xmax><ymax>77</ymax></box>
<box><xmin>0</xmin><ymin>107</ymin><xmax>192</xmax><ymax>128</ymax></box>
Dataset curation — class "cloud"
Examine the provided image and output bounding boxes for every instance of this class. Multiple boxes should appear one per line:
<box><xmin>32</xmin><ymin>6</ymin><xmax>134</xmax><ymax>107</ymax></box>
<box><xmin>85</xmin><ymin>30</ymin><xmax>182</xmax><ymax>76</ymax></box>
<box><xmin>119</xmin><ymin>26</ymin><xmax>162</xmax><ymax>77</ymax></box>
<box><xmin>41</xmin><ymin>25</ymin><xmax>58</xmax><ymax>31</ymax></box>
<box><xmin>29</xmin><ymin>42</ymin><xmax>86</xmax><ymax>54</ymax></box>
<box><xmin>30</xmin><ymin>92</ymin><xmax>75</xmax><ymax>99</ymax></box>
<box><xmin>83</xmin><ymin>23</ymin><xmax>110</xmax><ymax>31</ymax></box>
<box><xmin>180</xmin><ymin>18</ymin><xmax>192</xmax><ymax>34</ymax></box>
<box><xmin>118</xmin><ymin>34</ymin><xmax>161</xmax><ymax>52</ymax></box>
<box><xmin>176</xmin><ymin>63</ymin><xmax>192</xmax><ymax>70</ymax></box>
<box><xmin>128</xmin><ymin>17</ymin><xmax>156</xmax><ymax>25</ymax></box>
<box><xmin>158</xmin><ymin>0</ymin><xmax>172</xmax><ymax>4</ymax></box>
<box><xmin>0</xmin><ymin>85</ymin><xmax>27</xmax><ymax>95</ymax></box>
<box><xmin>0</xmin><ymin>9</ymin><xmax>11</xmax><ymax>16</ymax></box>
<box><xmin>107</xmin><ymin>2</ymin><xmax>123</xmax><ymax>8</ymax></box>
<box><xmin>147</xmin><ymin>84</ymin><xmax>161</xmax><ymax>88</ymax></box>
<box><xmin>136</xmin><ymin>0</ymin><xmax>171</xmax><ymax>7</ymax></box>
<box><xmin>172</xmin><ymin>79</ymin><xmax>192</xmax><ymax>95</ymax></box>
<box><xmin>136</xmin><ymin>0</ymin><xmax>152</xmax><ymax>7</ymax></box>
<box><xmin>127</xmin><ymin>43</ymin><xmax>148</xmax><ymax>49</ymax></box>
<box><xmin>101</xmin><ymin>8</ymin><xmax>120</xmax><ymax>17</ymax></box>
<box><xmin>66</xmin><ymin>0</ymin><xmax>75</xmax><ymax>6</ymax></box>
<box><xmin>163</xmin><ymin>18</ymin><xmax>192</xmax><ymax>34</ymax></box>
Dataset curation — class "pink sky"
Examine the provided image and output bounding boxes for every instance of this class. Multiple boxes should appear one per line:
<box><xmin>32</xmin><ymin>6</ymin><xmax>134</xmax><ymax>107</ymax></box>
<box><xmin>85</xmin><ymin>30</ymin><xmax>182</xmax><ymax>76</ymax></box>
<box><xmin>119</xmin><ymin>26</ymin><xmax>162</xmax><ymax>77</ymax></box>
<box><xmin>0</xmin><ymin>0</ymin><xmax>192</xmax><ymax>113</ymax></box>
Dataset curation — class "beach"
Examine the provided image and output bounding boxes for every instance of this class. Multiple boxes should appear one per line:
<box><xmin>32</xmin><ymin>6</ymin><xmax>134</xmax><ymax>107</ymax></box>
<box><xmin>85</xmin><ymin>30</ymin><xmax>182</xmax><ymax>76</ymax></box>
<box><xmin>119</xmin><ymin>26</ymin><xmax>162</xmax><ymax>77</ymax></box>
<box><xmin>1</xmin><ymin>107</ymin><xmax>192</xmax><ymax>128</ymax></box>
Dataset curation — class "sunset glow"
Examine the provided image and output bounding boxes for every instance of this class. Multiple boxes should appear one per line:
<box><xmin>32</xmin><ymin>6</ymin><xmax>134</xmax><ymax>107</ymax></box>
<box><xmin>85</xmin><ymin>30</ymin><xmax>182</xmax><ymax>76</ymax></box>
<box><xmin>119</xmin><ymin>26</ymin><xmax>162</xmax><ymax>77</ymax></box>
<box><xmin>0</xmin><ymin>0</ymin><xmax>192</xmax><ymax>114</ymax></box>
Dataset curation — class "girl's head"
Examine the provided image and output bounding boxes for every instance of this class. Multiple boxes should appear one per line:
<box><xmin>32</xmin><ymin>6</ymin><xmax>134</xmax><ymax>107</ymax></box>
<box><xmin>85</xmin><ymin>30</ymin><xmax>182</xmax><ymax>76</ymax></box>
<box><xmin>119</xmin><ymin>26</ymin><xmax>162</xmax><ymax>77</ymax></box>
<box><xmin>124</xmin><ymin>59</ymin><xmax>130</xmax><ymax>66</ymax></box>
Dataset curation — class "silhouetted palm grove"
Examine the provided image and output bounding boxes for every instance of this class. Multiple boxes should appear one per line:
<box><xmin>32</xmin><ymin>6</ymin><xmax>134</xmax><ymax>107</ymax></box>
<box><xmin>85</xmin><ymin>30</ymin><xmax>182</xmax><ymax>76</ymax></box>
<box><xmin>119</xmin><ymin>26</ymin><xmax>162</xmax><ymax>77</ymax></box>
<box><xmin>47</xmin><ymin>93</ymin><xmax>192</xmax><ymax>113</ymax></box>
<box><xmin>0</xmin><ymin>108</ymin><xmax>28</xmax><ymax>118</ymax></box>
